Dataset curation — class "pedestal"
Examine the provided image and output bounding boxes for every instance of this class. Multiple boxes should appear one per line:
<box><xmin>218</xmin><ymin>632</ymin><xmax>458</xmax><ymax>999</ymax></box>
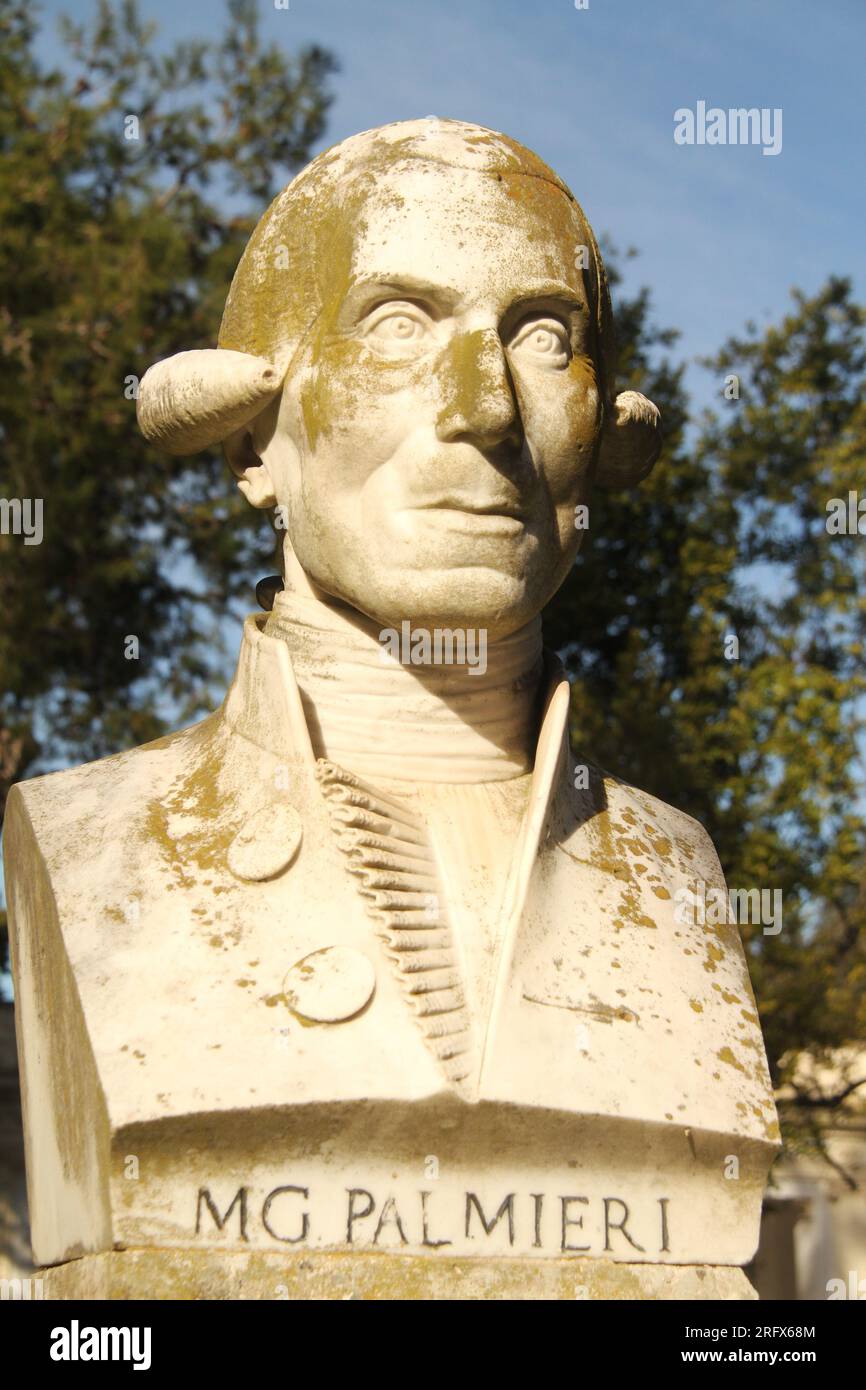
<box><xmin>39</xmin><ymin>1248</ymin><xmax>757</xmax><ymax>1300</ymax></box>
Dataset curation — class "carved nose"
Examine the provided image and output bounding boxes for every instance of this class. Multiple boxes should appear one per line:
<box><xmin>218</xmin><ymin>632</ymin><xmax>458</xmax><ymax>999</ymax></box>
<box><xmin>435</xmin><ymin>329</ymin><xmax>520</xmax><ymax>448</ymax></box>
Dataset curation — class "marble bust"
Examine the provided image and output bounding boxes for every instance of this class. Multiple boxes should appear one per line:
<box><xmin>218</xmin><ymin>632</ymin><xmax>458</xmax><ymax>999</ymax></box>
<box><xmin>5</xmin><ymin>119</ymin><xmax>779</xmax><ymax>1298</ymax></box>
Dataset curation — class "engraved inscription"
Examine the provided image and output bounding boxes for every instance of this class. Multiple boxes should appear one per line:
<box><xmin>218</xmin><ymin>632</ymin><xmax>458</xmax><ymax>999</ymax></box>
<box><xmin>192</xmin><ymin>1183</ymin><xmax>673</xmax><ymax>1258</ymax></box>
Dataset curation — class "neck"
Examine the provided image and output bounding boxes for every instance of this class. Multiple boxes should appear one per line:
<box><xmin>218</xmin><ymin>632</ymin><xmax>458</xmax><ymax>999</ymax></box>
<box><xmin>263</xmin><ymin>585</ymin><xmax>544</xmax><ymax>783</ymax></box>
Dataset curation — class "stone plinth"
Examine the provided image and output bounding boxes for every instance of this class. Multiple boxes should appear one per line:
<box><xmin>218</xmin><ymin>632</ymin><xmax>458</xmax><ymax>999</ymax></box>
<box><xmin>40</xmin><ymin>1249</ymin><xmax>757</xmax><ymax>1301</ymax></box>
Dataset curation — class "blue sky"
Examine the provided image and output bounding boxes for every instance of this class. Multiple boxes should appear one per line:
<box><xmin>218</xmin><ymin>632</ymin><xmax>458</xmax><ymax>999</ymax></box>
<box><xmin>31</xmin><ymin>0</ymin><xmax>866</xmax><ymax>410</ymax></box>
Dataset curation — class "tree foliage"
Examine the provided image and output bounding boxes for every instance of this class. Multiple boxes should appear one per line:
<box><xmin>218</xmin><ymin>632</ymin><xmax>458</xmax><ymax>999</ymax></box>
<box><xmin>0</xmin><ymin>0</ymin><xmax>336</xmax><ymax>808</ymax></box>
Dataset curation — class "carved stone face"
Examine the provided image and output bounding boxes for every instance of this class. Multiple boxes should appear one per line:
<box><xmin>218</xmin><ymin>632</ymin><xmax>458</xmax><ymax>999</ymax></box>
<box><xmin>256</xmin><ymin>161</ymin><xmax>604</xmax><ymax>638</ymax></box>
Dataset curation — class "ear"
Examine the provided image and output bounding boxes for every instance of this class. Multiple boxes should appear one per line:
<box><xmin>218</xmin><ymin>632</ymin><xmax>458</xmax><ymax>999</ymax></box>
<box><xmin>595</xmin><ymin>390</ymin><xmax>662</xmax><ymax>488</ymax></box>
<box><xmin>224</xmin><ymin>425</ymin><xmax>278</xmax><ymax>509</ymax></box>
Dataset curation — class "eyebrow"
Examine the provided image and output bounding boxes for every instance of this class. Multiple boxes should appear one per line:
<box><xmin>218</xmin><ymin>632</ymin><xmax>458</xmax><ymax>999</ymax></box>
<box><xmin>341</xmin><ymin>276</ymin><xmax>587</xmax><ymax>320</ymax></box>
<box><xmin>505</xmin><ymin>282</ymin><xmax>588</xmax><ymax>316</ymax></box>
<box><xmin>342</xmin><ymin>276</ymin><xmax>462</xmax><ymax>316</ymax></box>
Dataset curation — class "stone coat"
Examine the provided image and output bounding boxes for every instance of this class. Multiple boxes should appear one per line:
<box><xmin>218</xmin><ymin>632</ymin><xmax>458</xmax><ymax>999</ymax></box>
<box><xmin>5</xmin><ymin>614</ymin><xmax>780</xmax><ymax>1265</ymax></box>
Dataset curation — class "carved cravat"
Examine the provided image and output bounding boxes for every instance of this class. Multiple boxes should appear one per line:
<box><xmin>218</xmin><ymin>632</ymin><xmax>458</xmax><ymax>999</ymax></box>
<box><xmin>317</xmin><ymin>762</ymin><xmax>476</xmax><ymax>1089</ymax></box>
<box><xmin>263</xmin><ymin>586</ymin><xmax>544</xmax><ymax>783</ymax></box>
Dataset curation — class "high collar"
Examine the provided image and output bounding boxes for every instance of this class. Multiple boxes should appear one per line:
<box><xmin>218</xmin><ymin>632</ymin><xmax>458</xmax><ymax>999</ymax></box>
<box><xmin>222</xmin><ymin>610</ymin><xmax>572</xmax><ymax>812</ymax></box>
<box><xmin>260</xmin><ymin>588</ymin><xmax>544</xmax><ymax>783</ymax></box>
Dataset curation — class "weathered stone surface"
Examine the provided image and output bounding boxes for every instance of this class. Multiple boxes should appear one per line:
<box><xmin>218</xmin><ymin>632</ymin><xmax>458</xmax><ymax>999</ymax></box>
<box><xmin>40</xmin><ymin>1249</ymin><xmax>757</xmax><ymax>1301</ymax></box>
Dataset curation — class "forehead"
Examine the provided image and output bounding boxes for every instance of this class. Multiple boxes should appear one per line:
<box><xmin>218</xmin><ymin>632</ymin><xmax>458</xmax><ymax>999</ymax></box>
<box><xmin>336</xmin><ymin>162</ymin><xmax>587</xmax><ymax>312</ymax></box>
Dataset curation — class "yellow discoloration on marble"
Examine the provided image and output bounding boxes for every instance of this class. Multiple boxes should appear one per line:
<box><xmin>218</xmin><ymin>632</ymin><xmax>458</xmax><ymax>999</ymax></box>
<box><xmin>39</xmin><ymin>1248</ymin><xmax>758</xmax><ymax>1302</ymax></box>
<box><xmin>718</xmin><ymin>1047</ymin><xmax>747</xmax><ymax>1074</ymax></box>
<box><xmin>617</xmin><ymin>881</ymin><xmax>658</xmax><ymax>931</ymax></box>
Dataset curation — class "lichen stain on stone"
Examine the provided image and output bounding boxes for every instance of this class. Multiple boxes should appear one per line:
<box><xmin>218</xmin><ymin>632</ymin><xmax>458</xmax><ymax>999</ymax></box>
<box><xmin>717</xmin><ymin>1046</ymin><xmax>746</xmax><ymax>1074</ymax></box>
<box><xmin>621</xmin><ymin>835</ymin><xmax>652</xmax><ymax>859</ymax></box>
<box><xmin>144</xmin><ymin>732</ymin><xmax>239</xmax><ymax>891</ymax></box>
<box><xmin>711</xmin><ymin>983</ymin><xmax>741</xmax><ymax>1005</ymax></box>
<box><xmin>615</xmin><ymin>882</ymin><xmax>657</xmax><ymax>931</ymax></box>
<box><xmin>702</xmin><ymin>942</ymin><xmax>723</xmax><ymax>973</ymax></box>
<box><xmin>689</xmin><ymin>999</ymin><xmax>703</xmax><ymax>1013</ymax></box>
<box><xmin>289</xmin><ymin>1010</ymin><xmax>323</xmax><ymax>1030</ymax></box>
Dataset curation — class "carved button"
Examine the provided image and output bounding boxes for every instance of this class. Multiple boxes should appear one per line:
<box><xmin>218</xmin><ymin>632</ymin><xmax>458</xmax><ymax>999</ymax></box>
<box><xmin>227</xmin><ymin>803</ymin><xmax>303</xmax><ymax>882</ymax></box>
<box><xmin>283</xmin><ymin>947</ymin><xmax>376</xmax><ymax>1024</ymax></box>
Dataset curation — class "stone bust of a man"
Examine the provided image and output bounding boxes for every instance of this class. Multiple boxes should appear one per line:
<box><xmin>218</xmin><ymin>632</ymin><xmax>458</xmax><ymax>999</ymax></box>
<box><xmin>6</xmin><ymin>120</ymin><xmax>778</xmax><ymax>1295</ymax></box>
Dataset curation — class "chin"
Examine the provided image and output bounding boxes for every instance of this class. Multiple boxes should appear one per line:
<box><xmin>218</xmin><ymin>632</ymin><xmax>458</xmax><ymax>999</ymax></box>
<box><xmin>346</xmin><ymin>567</ymin><xmax>546</xmax><ymax>641</ymax></box>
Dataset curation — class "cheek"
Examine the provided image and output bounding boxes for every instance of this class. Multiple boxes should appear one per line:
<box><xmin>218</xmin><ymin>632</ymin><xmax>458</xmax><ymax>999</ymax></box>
<box><xmin>518</xmin><ymin>359</ymin><xmax>602</xmax><ymax>496</ymax></box>
<box><xmin>296</xmin><ymin>339</ymin><xmax>436</xmax><ymax>461</ymax></box>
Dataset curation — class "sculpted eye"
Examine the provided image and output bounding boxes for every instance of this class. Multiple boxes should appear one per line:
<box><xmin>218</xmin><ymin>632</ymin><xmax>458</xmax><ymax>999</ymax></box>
<box><xmin>361</xmin><ymin>303</ymin><xmax>433</xmax><ymax>354</ymax></box>
<box><xmin>509</xmin><ymin>316</ymin><xmax>570</xmax><ymax>367</ymax></box>
<box><xmin>374</xmin><ymin>314</ymin><xmax>423</xmax><ymax>341</ymax></box>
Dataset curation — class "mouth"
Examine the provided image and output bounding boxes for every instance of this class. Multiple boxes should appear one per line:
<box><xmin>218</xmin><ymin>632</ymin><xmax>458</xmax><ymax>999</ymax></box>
<box><xmin>407</xmin><ymin>502</ymin><xmax>526</xmax><ymax>537</ymax></box>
